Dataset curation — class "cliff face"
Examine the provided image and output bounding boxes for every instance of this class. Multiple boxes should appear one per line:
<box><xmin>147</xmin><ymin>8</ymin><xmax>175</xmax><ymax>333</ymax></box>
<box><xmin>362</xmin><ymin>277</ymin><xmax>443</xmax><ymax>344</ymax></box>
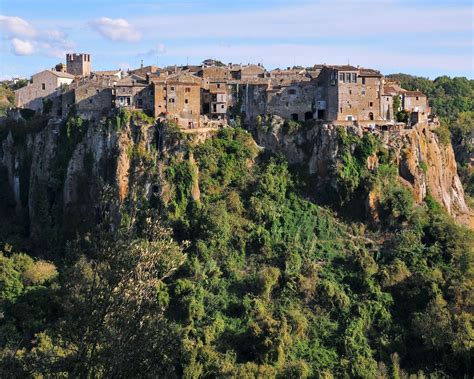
<box><xmin>0</xmin><ymin>114</ymin><xmax>471</xmax><ymax>248</ymax></box>
<box><xmin>252</xmin><ymin>117</ymin><xmax>470</xmax><ymax>222</ymax></box>
<box><xmin>0</xmin><ymin>116</ymin><xmax>171</xmax><ymax>245</ymax></box>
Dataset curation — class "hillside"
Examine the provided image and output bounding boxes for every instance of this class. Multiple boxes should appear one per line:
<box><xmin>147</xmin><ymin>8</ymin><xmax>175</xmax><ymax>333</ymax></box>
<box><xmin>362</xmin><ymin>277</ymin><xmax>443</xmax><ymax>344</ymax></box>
<box><xmin>0</xmin><ymin>107</ymin><xmax>472</xmax><ymax>377</ymax></box>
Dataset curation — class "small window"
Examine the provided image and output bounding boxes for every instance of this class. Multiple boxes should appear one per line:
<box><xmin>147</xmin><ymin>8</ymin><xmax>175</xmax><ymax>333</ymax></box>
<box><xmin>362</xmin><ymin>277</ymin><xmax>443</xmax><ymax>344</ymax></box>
<box><xmin>369</xmin><ymin>101</ymin><xmax>373</xmax><ymax>107</ymax></box>
<box><xmin>89</xmin><ymin>99</ymin><xmax>93</xmax><ymax>104</ymax></box>
<box><xmin>127</xmin><ymin>98</ymin><xmax>131</xmax><ymax>105</ymax></box>
<box><xmin>339</xmin><ymin>73</ymin><xmax>344</xmax><ymax>82</ymax></box>
<box><xmin>416</xmin><ymin>96</ymin><xmax>419</xmax><ymax>100</ymax></box>
<box><xmin>42</xmin><ymin>83</ymin><xmax>46</xmax><ymax>90</ymax></box>
<box><xmin>362</xmin><ymin>77</ymin><xmax>366</xmax><ymax>85</ymax></box>
<box><xmin>163</xmin><ymin>97</ymin><xmax>166</xmax><ymax>101</ymax></box>
<box><xmin>169</xmin><ymin>98</ymin><xmax>175</xmax><ymax>103</ymax></box>
<box><xmin>351</xmin><ymin>73</ymin><xmax>357</xmax><ymax>83</ymax></box>
<box><xmin>221</xmin><ymin>104</ymin><xmax>224</xmax><ymax>109</ymax></box>
<box><xmin>345</xmin><ymin>73</ymin><xmax>351</xmax><ymax>82</ymax></box>
<box><xmin>289</xmin><ymin>89</ymin><xmax>296</xmax><ymax>95</ymax></box>
<box><xmin>185</xmin><ymin>87</ymin><xmax>191</xmax><ymax>93</ymax></box>
<box><xmin>185</xmin><ymin>99</ymin><xmax>188</xmax><ymax>104</ymax></box>
<box><xmin>349</xmin><ymin>90</ymin><xmax>352</xmax><ymax>95</ymax></box>
<box><xmin>217</xmin><ymin>83</ymin><xmax>221</xmax><ymax>88</ymax></box>
<box><xmin>170</xmin><ymin>86</ymin><xmax>175</xmax><ymax>91</ymax></box>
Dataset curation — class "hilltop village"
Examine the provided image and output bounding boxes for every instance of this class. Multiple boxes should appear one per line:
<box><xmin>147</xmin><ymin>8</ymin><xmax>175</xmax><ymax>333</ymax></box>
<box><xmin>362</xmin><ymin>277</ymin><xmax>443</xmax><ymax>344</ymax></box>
<box><xmin>13</xmin><ymin>53</ymin><xmax>432</xmax><ymax>130</ymax></box>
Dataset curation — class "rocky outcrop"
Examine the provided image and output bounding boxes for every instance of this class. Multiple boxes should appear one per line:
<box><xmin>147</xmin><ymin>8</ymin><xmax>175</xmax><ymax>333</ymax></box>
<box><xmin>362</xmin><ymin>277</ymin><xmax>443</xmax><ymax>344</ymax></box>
<box><xmin>384</xmin><ymin>124</ymin><xmax>468</xmax><ymax>216</ymax></box>
<box><xmin>251</xmin><ymin>116</ymin><xmax>470</xmax><ymax>223</ymax></box>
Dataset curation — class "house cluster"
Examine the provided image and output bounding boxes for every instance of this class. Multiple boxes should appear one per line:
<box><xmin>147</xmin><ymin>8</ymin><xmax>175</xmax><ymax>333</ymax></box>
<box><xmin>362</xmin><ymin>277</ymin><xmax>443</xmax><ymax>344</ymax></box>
<box><xmin>14</xmin><ymin>53</ymin><xmax>431</xmax><ymax>129</ymax></box>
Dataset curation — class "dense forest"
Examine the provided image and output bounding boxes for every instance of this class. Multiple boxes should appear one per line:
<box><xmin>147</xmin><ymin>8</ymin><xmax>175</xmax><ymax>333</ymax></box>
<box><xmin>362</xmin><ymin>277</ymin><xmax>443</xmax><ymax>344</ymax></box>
<box><xmin>0</xmin><ymin>75</ymin><xmax>473</xmax><ymax>378</ymax></box>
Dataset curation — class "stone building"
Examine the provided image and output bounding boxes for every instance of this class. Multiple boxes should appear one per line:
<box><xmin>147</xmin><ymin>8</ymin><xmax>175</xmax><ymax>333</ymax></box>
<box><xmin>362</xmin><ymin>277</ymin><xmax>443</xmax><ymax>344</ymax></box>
<box><xmin>241</xmin><ymin>64</ymin><xmax>265</xmax><ymax>80</ymax></box>
<box><xmin>62</xmin><ymin>79</ymin><xmax>114</xmax><ymax>120</ymax></box>
<box><xmin>113</xmin><ymin>74</ymin><xmax>154</xmax><ymax>114</ymax></box>
<box><xmin>314</xmin><ymin>66</ymin><xmax>385</xmax><ymax>123</ymax></box>
<box><xmin>14</xmin><ymin>70</ymin><xmax>75</xmax><ymax>112</ymax></box>
<box><xmin>66</xmin><ymin>53</ymin><xmax>91</xmax><ymax>77</ymax></box>
<box><xmin>152</xmin><ymin>73</ymin><xmax>202</xmax><ymax>128</ymax></box>
<box><xmin>402</xmin><ymin>91</ymin><xmax>430</xmax><ymax>114</ymax></box>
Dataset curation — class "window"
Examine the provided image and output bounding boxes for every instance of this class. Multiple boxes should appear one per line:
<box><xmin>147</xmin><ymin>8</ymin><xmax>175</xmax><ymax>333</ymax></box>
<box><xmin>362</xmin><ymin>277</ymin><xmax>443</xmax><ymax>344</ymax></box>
<box><xmin>169</xmin><ymin>98</ymin><xmax>175</xmax><ymax>103</ymax></box>
<box><xmin>42</xmin><ymin>83</ymin><xmax>46</xmax><ymax>90</ymax></box>
<box><xmin>170</xmin><ymin>86</ymin><xmax>175</xmax><ymax>91</ymax></box>
<box><xmin>221</xmin><ymin>104</ymin><xmax>225</xmax><ymax>109</ymax></box>
<box><xmin>416</xmin><ymin>96</ymin><xmax>419</xmax><ymax>100</ymax></box>
<box><xmin>127</xmin><ymin>97</ymin><xmax>131</xmax><ymax>105</ymax></box>
<box><xmin>185</xmin><ymin>87</ymin><xmax>191</xmax><ymax>93</ymax></box>
<box><xmin>339</xmin><ymin>73</ymin><xmax>344</xmax><ymax>82</ymax></box>
<box><xmin>369</xmin><ymin>101</ymin><xmax>373</xmax><ymax>107</ymax></box>
<box><xmin>289</xmin><ymin>89</ymin><xmax>296</xmax><ymax>95</ymax></box>
<box><xmin>185</xmin><ymin>99</ymin><xmax>188</xmax><ymax>104</ymax></box>
<box><xmin>349</xmin><ymin>90</ymin><xmax>352</xmax><ymax>95</ymax></box>
<box><xmin>362</xmin><ymin>77</ymin><xmax>366</xmax><ymax>85</ymax></box>
<box><xmin>163</xmin><ymin>97</ymin><xmax>166</xmax><ymax>101</ymax></box>
<box><xmin>345</xmin><ymin>73</ymin><xmax>351</xmax><ymax>82</ymax></box>
<box><xmin>217</xmin><ymin>83</ymin><xmax>221</xmax><ymax>88</ymax></box>
<box><xmin>352</xmin><ymin>73</ymin><xmax>357</xmax><ymax>83</ymax></box>
<box><xmin>89</xmin><ymin>99</ymin><xmax>93</xmax><ymax>104</ymax></box>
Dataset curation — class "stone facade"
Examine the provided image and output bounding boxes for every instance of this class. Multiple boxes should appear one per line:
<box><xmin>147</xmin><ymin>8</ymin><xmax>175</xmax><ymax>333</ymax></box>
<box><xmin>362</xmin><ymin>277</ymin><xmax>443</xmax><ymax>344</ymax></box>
<box><xmin>314</xmin><ymin>66</ymin><xmax>385</xmax><ymax>123</ymax></box>
<box><xmin>113</xmin><ymin>74</ymin><xmax>154</xmax><ymax>114</ymax></box>
<box><xmin>152</xmin><ymin>73</ymin><xmax>202</xmax><ymax>128</ymax></box>
<box><xmin>14</xmin><ymin>70</ymin><xmax>75</xmax><ymax>112</ymax></box>
<box><xmin>403</xmin><ymin>91</ymin><xmax>430</xmax><ymax>114</ymax></box>
<box><xmin>62</xmin><ymin>79</ymin><xmax>114</xmax><ymax>120</ymax></box>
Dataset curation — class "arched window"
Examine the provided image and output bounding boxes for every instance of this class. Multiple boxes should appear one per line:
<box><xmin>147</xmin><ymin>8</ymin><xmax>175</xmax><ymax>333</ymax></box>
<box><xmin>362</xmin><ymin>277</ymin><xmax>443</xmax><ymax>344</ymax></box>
<box><xmin>369</xmin><ymin>112</ymin><xmax>374</xmax><ymax>121</ymax></box>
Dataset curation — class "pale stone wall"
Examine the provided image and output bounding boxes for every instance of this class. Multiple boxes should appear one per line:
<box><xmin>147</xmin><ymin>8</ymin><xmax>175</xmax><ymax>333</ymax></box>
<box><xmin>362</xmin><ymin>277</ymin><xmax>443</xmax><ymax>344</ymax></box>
<box><xmin>15</xmin><ymin>71</ymin><xmax>73</xmax><ymax>112</ymax></box>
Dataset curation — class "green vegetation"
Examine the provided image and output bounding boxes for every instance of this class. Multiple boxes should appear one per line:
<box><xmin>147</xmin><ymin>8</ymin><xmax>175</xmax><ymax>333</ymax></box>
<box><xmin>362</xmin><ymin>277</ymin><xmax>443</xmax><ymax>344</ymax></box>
<box><xmin>0</xmin><ymin>125</ymin><xmax>472</xmax><ymax>377</ymax></box>
<box><xmin>0</xmin><ymin>84</ymin><xmax>15</xmax><ymax>116</ymax></box>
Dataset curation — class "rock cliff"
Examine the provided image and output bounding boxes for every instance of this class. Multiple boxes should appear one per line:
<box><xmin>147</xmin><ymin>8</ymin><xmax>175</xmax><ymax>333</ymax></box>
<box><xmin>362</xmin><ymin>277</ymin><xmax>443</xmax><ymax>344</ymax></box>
<box><xmin>0</xmin><ymin>113</ymin><xmax>471</xmax><ymax>248</ymax></box>
<box><xmin>251</xmin><ymin>117</ymin><xmax>471</xmax><ymax>224</ymax></box>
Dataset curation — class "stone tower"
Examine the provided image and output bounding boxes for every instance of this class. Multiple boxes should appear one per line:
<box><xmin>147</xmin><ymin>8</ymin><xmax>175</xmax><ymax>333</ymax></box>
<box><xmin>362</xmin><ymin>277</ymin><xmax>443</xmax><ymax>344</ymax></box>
<box><xmin>66</xmin><ymin>53</ymin><xmax>91</xmax><ymax>77</ymax></box>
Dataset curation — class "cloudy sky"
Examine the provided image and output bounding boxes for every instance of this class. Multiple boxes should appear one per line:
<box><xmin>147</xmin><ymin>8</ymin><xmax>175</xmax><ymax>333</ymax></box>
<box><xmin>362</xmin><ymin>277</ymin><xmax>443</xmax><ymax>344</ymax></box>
<box><xmin>0</xmin><ymin>0</ymin><xmax>473</xmax><ymax>79</ymax></box>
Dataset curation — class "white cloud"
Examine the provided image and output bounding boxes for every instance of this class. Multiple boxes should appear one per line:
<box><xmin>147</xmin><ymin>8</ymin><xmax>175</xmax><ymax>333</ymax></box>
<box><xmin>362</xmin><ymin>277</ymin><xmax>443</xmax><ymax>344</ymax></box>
<box><xmin>89</xmin><ymin>17</ymin><xmax>141</xmax><ymax>42</ymax></box>
<box><xmin>0</xmin><ymin>15</ymin><xmax>75</xmax><ymax>59</ymax></box>
<box><xmin>11</xmin><ymin>38</ymin><xmax>36</xmax><ymax>55</ymax></box>
<box><xmin>0</xmin><ymin>15</ymin><xmax>36</xmax><ymax>38</ymax></box>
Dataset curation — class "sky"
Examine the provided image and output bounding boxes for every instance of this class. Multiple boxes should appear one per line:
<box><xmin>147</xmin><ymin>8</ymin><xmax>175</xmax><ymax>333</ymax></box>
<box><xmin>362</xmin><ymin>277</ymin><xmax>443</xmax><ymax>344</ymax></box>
<box><xmin>0</xmin><ymin>0</ymin><xmax>473</xmax><ymax>79</ymax></box>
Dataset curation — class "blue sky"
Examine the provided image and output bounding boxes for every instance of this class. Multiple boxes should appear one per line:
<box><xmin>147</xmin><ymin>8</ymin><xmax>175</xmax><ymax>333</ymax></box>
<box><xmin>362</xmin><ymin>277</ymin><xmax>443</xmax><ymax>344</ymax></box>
<box><xmin>1</xmin><ymin>0</ymin><xmax>473</xmax><ymax>79</ymax></box>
